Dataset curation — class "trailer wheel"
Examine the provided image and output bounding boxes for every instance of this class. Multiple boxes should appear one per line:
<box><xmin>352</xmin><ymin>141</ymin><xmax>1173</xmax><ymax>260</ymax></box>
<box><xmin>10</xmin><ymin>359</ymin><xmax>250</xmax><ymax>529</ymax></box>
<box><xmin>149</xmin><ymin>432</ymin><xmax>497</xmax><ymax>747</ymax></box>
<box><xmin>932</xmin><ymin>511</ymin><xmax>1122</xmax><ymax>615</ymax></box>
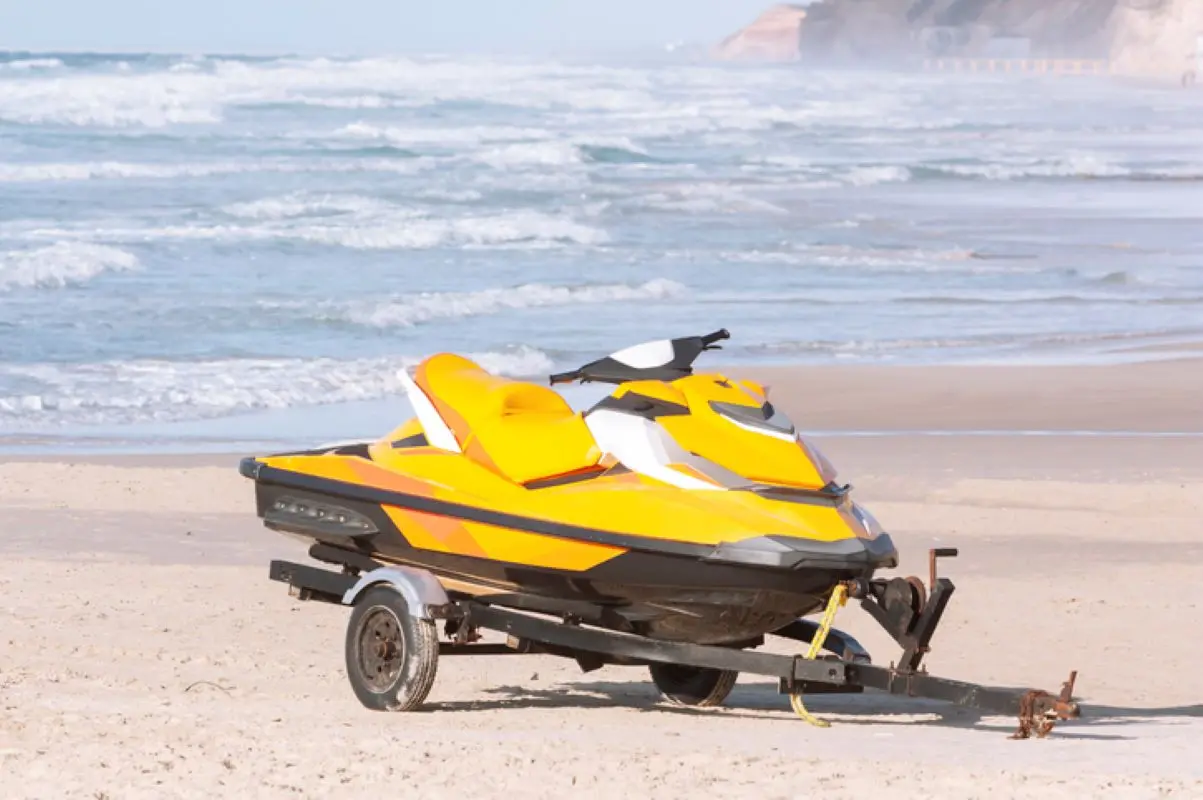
<box><xmin>344</xmin><ymin>586</ymin><xmax>439</xmax><ymax>712</ymax></box>
<box><xmin>649</xmin><ymin>663</ymin><xmax>738</xmax><ymax>707</ymax></box>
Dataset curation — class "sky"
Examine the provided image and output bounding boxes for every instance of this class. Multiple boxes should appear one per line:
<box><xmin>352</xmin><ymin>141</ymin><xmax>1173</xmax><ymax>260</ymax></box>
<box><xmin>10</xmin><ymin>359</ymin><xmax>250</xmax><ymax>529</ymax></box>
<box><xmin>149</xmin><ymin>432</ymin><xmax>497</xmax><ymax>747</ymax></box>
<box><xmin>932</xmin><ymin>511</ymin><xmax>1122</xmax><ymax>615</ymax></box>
<box><xmin>0</xmin><ymin>0</ymin><xmax>801</xmax><ymax>55</ymax></box>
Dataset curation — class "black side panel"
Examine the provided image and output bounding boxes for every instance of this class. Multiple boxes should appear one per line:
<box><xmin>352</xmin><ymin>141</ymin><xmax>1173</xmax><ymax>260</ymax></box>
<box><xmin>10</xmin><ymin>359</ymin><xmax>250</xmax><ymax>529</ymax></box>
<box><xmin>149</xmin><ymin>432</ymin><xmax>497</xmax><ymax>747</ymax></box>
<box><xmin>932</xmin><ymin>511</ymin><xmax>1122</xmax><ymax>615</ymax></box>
<box><xmin>308</xmin><ymin>542</ymin><xmax>382</xmax><ymax>573</ymax></box>
<box><xmin>587</xmin><ymin>392</ymin><xmax>690</xmax><ymax>419</ymax></box>
<box><xmin>329</xmin><ymin>443</ymin><xmax>373</xmax><ymax>459</ymax></box>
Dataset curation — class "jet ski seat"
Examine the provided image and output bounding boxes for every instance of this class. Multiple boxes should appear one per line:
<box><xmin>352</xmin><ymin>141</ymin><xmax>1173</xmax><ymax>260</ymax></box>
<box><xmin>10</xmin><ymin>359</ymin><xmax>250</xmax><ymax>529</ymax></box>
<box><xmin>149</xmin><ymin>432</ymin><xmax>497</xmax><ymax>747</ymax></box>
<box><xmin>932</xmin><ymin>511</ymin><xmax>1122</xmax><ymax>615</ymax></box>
<box><xmin>412</xmin><ymin>353</ymin><xmax>603</xmax><ymax>485</ymax></box>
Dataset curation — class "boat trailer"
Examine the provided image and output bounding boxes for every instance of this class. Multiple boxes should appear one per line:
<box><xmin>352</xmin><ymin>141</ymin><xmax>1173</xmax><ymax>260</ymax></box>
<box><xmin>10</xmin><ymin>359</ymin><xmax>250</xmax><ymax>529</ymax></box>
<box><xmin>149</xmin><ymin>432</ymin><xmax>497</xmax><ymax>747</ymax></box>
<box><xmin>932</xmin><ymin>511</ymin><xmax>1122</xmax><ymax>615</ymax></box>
<box><xmin>268</xmin><ymin>545</ymin><xmax>1081</xmax><ymax>739</ymax></box>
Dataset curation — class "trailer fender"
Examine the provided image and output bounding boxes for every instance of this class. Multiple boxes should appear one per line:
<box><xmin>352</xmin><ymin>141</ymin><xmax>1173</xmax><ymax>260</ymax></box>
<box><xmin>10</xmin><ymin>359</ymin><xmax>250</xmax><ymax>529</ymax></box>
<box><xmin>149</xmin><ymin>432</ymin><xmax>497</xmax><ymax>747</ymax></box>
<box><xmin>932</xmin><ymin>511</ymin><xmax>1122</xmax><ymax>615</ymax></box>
<box><xmin>341</xmin><ymin>566</ymin><xmax>451</xmax><ymax>620</ymax></box>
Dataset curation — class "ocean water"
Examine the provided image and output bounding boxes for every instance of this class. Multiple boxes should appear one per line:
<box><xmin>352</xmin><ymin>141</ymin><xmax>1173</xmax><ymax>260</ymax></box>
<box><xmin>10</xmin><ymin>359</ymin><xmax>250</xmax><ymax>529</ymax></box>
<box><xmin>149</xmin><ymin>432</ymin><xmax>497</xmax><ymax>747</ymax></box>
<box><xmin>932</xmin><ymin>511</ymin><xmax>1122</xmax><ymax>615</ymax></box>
<box><xmin>1</xmin><ymin>51</ymin><xmax>1202</xmax><ymax>448</ymax></box>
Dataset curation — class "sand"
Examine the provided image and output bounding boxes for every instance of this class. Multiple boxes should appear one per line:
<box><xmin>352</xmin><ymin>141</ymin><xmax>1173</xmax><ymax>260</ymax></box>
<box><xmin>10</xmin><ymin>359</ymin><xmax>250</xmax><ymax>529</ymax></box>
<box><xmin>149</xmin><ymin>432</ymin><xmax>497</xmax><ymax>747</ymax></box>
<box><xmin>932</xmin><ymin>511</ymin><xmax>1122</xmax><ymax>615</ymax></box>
<box><xmin>2</xmin><ymin>363</ymin><xmax>1202</xmax><ymax>798</ymax></box>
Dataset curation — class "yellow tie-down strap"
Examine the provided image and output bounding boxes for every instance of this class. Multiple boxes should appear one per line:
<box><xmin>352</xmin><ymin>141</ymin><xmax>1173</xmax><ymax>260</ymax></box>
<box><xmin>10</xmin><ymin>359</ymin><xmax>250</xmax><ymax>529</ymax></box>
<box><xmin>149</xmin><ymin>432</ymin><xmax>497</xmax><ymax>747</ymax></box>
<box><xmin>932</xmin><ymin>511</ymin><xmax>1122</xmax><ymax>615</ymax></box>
<box><xmin>789</xmin><ymin>582</ymin><xmax>849</xmax><ymax>727</ymax></box>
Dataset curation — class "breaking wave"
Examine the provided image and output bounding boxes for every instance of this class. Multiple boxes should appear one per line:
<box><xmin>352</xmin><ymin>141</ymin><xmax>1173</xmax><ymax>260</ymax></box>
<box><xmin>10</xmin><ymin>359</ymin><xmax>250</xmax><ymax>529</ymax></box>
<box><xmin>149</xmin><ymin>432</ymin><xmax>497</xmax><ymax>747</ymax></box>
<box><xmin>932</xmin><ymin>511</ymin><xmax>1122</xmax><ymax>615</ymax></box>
<box><xmin>720</xmin><ymin>244</ymin><xmax>1040</xmax><ymax>275</ymax></box>
<box><xmin>0</xmin><ymin>347</ymin><xmax>554</xmax><ymax>426</ymax></box>
<box><xmin>469</xmin><ymin>137</ymin><xmax>651</xmax><ymax>170</ymax></box>
<box><xmin>0</xmin><ymin>159</ymin><xmax>431</xmax><ymax>183</ymax></box>
<box><xmin>220</xmin><ymin>192</ymin><xmax>395</xmax><ymax>221</ymax></box>
<box><xmin>19</xmin><ymin>209</ymin><xmax>608</xmax><ymax>250</ymax></box>
<box><xmin>841</xmin><ymin>165</ymin><xmax>912</xmax><ymax>187</ymax></box>
<box><xmin>744</xmin><ymin>155</ymin><xmax>1203</xmax><ymax>185</ymax></box>
<box><xmin>910</xmin><ymin>156</ymin><xmax>1203</xmax><ymax>183</ymax></box>
<box><xmin>325</xmin><ymin>278</ymin><xmax>687</xmax><ymax>329</ymax></box>
<box><xmin>628</xmin><ymin>184</ymin><xmax>787</xmax><ymax>215</ymax></box>
<box><xmin>0</xmin><ymin>56</ymin><xmax>657</xmax><ymax>128</ymax></box>
<box><xmin>579</xmin><ymin>144</ymin><xmax>658</xmax><ymax>164</ymax></box>
<box><xmin>0</xmin><ymin>58</ymin><xmax>64</xmax><ymax>71</ymax></box>
<box><xmin>0</xmin><ymin>243</ymin><xmax>138</xmax><ymax>291</ymax></box>
<box><xmin>0</xmin><ymin>161</ymin><xmax>251</xmax><ymax>183</ymax></box>
<box><xmin>289</xmin><ymin>210</ymin><xmax>608</xmax><ymax>249</ymax></box>
<box><xmin>335</xmin><ymin>122</ymin><xmax>553</xmax><ymax>148</ymax></box>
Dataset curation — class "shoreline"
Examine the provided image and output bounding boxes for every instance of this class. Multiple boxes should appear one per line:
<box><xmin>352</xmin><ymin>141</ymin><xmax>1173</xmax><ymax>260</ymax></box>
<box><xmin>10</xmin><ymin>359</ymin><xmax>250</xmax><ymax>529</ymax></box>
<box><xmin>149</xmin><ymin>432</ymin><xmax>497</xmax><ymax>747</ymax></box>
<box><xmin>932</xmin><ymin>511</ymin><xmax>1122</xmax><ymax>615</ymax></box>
<box><xmin>4</xmin><ymin>358</ymin><xmax>1200</xmax><ymax>456</ymax></box>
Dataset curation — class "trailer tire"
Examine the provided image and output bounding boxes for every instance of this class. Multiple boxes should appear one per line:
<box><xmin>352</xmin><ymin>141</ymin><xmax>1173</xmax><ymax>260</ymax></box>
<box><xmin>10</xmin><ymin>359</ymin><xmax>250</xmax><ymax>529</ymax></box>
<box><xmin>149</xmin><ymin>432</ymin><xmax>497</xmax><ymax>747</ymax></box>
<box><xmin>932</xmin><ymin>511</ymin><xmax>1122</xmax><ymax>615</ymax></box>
<box><xmin>649</xmin><ymin>663</ymin><xmax>738</xmax><ymax>707</ymax></box>
<box><xmin>344</xmin><ymin>586</ymin><xmax>439</xmax><ymax>712</ymax></box>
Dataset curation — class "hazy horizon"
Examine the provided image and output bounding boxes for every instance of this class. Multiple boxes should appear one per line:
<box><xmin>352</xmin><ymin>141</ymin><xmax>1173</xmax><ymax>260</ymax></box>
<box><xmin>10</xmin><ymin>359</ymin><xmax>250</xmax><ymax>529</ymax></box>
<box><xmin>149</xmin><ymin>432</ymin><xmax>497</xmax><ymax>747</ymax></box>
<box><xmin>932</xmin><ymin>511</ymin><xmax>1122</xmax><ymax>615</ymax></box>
<box><xmin>0</xmin><ymin>0</ymin><xmax>808</xmax><ymax>56</ymax></box>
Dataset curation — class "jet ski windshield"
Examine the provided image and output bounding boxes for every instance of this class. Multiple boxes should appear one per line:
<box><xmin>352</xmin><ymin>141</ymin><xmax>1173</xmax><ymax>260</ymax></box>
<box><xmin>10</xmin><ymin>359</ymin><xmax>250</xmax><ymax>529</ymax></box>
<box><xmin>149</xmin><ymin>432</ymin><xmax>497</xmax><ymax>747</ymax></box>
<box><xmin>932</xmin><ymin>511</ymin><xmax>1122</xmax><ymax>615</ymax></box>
<box><xmin>549</xmin><ymin>328</ymin><xmax>729</xmax><ymax>385</ymax></box>
<box><xmin>709</xmin><ymin>399</ymin><xmax>796</xmax><ymax>437</ymax></box>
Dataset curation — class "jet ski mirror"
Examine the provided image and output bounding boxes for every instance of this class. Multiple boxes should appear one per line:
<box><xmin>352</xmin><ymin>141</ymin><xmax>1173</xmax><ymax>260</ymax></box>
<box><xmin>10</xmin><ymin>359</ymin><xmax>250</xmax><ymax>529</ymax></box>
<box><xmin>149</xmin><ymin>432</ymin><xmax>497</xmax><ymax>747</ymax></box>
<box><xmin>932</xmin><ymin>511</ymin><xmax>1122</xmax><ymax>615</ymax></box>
<box><xmin>549</xmin><ymin>329</ymin><xmax>731</xmax><ymax>386</ymax></box>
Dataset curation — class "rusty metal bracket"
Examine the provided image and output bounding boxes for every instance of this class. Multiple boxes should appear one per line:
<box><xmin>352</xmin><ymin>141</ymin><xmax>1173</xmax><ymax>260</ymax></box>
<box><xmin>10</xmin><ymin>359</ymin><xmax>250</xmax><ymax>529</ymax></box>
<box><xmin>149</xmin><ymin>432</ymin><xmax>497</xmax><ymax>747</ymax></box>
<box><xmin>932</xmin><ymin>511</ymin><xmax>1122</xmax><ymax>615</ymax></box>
<box><xmin>929</xmin><ymin>547</ymin><xmax>958</xmax><ymax>589</ymax></box>
<box><xmin>1011</xmin><ymin>671</ymin><xmax>1081</xmax><ymax>739</ymax></box>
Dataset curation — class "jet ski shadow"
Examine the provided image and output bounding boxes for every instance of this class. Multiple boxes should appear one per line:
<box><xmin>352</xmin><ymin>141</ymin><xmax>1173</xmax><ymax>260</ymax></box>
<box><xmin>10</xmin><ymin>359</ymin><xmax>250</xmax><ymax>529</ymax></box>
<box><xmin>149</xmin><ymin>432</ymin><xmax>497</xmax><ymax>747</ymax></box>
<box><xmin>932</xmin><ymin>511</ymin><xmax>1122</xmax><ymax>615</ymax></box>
<box><xmin>426</xmin><ymin>681</ymin><xmax>1007</xmax><ymax>730</ymax></box>
<box><xmin>430</xmin><ymin>681</ymin><xmax>1201</xmax><ymax>740</ymax></box>
<box><xmin>426</xmin><ymin>683</ymin><xmax>643</xmax><ymax>713</ymax></box>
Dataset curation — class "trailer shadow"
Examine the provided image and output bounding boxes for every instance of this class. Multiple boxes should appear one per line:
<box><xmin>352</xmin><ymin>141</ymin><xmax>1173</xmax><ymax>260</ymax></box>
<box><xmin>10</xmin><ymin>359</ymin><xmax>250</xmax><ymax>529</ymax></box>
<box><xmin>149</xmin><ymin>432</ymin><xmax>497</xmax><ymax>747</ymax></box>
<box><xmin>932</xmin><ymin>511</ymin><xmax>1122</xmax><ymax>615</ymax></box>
<box><xmin>428</xmin><ymin>680</ymin><xmax>1201</xmax><ymax>740</ymax></box>
<box><xmin>426</xmin><ymin>682</ymin><xmax>643</xmax><ymax>713</ymax></box>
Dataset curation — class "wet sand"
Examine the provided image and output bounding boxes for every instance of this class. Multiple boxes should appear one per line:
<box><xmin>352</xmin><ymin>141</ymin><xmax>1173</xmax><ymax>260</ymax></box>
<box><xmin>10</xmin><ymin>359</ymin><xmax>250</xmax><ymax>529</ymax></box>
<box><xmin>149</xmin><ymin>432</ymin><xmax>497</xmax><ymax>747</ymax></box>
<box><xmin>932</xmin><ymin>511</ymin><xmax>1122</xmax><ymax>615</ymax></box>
<box><xmin>742</xmin><ymin>358</ymin><xmax>1203</xmax><ymax>434</ymax></box>
<box><xmin>2</xmin><ymin>362</ymin><xmax>1201</xmax><ymax>798</ymax></box>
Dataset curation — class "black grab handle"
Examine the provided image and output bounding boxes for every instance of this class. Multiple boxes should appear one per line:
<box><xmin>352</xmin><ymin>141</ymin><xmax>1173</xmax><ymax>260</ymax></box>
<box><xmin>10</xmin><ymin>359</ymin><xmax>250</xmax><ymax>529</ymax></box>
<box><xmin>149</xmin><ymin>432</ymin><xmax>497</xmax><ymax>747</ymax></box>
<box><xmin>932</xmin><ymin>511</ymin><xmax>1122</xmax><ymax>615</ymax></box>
<box><xmin>549</xmin><ymin>370</ymin><xmax>583</xmax><ymax>386</ymax></box>
<box><xmin>701</xmin><ymin>328</ymin><xmax>730</xmax><ymax>347</ymax></box>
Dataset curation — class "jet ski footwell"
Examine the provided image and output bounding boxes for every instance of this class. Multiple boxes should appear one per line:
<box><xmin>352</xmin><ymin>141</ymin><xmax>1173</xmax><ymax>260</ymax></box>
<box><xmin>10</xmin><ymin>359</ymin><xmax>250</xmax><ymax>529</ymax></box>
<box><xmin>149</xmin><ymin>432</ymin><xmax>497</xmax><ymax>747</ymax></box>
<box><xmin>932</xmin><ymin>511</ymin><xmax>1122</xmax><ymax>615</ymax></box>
<box><xmin>268</xmin><ymin>545</ymin><xmax>1081</xmax><ymax>739</ymax></box>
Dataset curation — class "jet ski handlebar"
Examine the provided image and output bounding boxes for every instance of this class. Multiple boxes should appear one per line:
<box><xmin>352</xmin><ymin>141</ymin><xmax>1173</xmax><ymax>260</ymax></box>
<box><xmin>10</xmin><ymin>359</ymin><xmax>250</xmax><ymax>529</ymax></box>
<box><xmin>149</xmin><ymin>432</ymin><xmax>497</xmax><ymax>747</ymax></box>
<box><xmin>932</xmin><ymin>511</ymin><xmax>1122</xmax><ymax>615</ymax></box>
<box><xmin>548</xmin><ymin>328</ymin><xmax>732</xmax><ymax>386</ymax></box>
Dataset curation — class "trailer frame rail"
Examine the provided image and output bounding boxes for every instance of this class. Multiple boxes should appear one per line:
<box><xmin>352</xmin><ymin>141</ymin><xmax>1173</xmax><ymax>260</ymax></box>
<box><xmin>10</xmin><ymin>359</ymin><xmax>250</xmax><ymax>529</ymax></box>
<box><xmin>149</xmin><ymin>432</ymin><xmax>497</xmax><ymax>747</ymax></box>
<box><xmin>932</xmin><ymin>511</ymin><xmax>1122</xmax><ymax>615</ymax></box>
<box><xmin>268</xmin><ymin>550</ymin><xmax>1081</xmax><ymax>739</ymax></box>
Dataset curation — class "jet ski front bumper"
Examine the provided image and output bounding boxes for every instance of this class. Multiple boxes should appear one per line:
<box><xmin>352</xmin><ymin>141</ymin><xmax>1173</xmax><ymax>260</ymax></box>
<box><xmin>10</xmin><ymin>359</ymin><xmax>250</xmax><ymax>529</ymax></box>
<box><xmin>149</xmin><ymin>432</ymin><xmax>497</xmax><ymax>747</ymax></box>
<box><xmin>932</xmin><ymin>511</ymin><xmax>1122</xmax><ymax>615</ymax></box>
<box><xmin>704</xmin><ymin>533</ymin><xmax>899</xmax><ymax>571</ymax></box>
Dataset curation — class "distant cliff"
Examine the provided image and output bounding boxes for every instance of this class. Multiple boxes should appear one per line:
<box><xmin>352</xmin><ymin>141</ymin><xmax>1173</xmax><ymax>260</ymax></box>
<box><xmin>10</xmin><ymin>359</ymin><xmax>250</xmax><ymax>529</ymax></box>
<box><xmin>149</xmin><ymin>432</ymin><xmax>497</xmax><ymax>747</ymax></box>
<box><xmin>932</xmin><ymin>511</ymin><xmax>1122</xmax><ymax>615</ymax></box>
<box><xmin>713</xmin><ymin>5</ymin><xmax>809</xmax><ymax>62</ymax></box>
<box><xmin>797</xmin><ymin>0</ymin><xmax>1116</xmax><ymax>61</ymax></box>
<box><xmin>716</xmin><ymin>0</ymin><xmax>1202</xmax><ymax>77</ymax></box>
<box><xmin>1108</xmin><ymin>0</ymin><xmax>1202</xmax><ymax>76</ymax></box>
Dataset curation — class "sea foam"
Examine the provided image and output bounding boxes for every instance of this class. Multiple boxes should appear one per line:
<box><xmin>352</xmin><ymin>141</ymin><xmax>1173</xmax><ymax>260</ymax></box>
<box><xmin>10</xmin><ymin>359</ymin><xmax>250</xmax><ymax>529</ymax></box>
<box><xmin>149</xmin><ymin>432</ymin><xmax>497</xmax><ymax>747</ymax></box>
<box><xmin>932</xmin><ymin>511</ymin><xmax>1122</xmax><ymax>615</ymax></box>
<box><xmin>0</xmin><ymin>347</ymin><xmax>555</xmax><ymax>426</ymax></box>
<box><xmin>0</xmin><ymin>243</ymin><xmax>138</xmax><ymax>291</ymax></box>
<box><xmin>220</xmin><ymin>192</ymin><xmax>396</xmax><ymax>221</ymax></box>
<box><xmin>0</xmin><ymin>56</ymin><xmax>659</xmax><ymax>128</ymax></box>
<box><xmin>333</xmin><ymin>279</ymin><xmax>687</xmax><ymax>328</ymax></box>
<box><xmin>10</xmin><ymin>209</ymin><xmax>606</xmax><ymax>251</ymax></box>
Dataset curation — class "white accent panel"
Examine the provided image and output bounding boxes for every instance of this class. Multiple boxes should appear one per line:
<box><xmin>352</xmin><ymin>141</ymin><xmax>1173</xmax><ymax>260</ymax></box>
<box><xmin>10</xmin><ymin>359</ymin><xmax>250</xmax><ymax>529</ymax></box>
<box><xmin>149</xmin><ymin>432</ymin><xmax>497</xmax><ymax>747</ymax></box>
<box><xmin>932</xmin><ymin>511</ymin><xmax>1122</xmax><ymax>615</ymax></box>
<box><xmin>315</xmin><ymin>438</ymin><xmax>373</xmax><ymax>451</ymax></box>
<box><xmin>608</xmin><ymin>339</ymin><xmax>675</xmax><ymax>369</ymax></box>
<box><xmin>585</xmin><ymin>409</ymin><xmax>721</xmax><ymax>491</ymax></box>
<box><xmin>397</xmin><ymin>368</ymin><xmax>462</xmax><ymax>453</ymax></box>
<box><xmin>718</xmin><ymin>412</ymin><xmax>798</xmax><ymax>442</ymax></box>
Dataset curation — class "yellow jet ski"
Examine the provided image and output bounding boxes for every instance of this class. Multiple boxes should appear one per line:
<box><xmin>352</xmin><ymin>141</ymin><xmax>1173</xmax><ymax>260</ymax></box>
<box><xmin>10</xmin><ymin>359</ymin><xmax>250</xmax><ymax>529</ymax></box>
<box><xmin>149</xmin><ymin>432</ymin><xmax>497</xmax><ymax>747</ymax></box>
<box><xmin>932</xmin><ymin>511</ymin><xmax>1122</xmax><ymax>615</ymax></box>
<box><xmin>241</xmin><ymin>329</ymin><xmax>897</xmax><ymax>645</ymax></box>
<box><xmin>244</xmin><ymin>329</ymin><xmax>1080</xmax><ymax>735</ymax></box>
